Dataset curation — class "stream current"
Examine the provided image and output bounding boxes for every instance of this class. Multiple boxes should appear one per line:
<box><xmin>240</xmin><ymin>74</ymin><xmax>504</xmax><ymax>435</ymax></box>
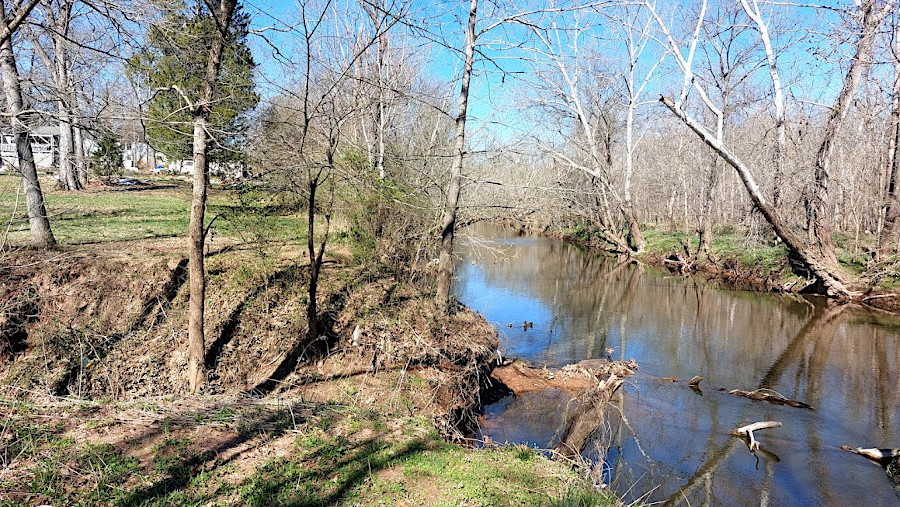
<box><xmin>454</xmin><ymin>225</ymin><xmax>900</xmax><ymax>506</ymax></box>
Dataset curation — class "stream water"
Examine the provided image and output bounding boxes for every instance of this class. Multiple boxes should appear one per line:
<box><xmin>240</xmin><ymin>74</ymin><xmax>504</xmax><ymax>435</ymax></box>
<box><xmin>454</xmin><ymin>224</ymin><xmax>900</xmax><ymax>506</ymax></box>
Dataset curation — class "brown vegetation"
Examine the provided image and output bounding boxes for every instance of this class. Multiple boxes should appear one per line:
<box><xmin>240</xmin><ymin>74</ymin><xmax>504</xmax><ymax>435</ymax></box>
<box><xmin>0</xmin><ymin>239</ymin><xmax>499</xmax><ymax>438</ymax></box>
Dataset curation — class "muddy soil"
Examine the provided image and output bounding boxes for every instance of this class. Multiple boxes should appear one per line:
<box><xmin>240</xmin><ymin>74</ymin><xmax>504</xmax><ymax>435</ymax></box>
<box><xmin>0</xmin><ymin>239</ymin><xmax>499</xmax><ymax>437</ymax></box>
<box><xmin>491</xmin><ymin>359</ymin><xmax>637</xmax><ymax>395</ymax></box>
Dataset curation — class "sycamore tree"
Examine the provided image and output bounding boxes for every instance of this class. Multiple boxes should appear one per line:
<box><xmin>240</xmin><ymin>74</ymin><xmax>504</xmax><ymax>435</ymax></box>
<box><xmin>128</xmin><ymin>0</ymin><xmax>258</xmax><ymax>166</ymax></box>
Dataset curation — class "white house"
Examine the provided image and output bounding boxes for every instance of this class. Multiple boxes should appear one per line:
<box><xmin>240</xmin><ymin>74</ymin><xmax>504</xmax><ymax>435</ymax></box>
<box><xmin>121</xmin><ymin>142</ymin><xmax>244</xmax><ymax>179</ymax></box>
<box><xmin>0</xmin><ymin>126</ymin><xmax>97</xmax><ymax>173</ymax></box>
<box><xmin>0</xmin><ymin>126</ymin><xmax>59</xmax><ymax>170</ymax></box>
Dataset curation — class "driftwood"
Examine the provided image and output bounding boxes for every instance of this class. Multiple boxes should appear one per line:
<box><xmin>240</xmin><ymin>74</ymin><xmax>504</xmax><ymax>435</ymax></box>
<box><xmin>840</xmin><ymin>446</ymin><xmax>900</xmax><ymax>467</ymax></box>
<box><xmin>724</xmin><ymin>388</ymin><xmax>811</xmax><ymax>409</ymax></box>
<box><xmin>731</xmin><ymin>421</ymin><xmax>782</xmax><ymax>451</ymax></box>
<box><xmin>555</xmin><ymin>374</ymin><xmax>625</xmax><ymax>461</ymax></box>
<box><xmin>841</xmin><ymin>446</ymin><xmax>900</xmax><ymax>483</ymax></box>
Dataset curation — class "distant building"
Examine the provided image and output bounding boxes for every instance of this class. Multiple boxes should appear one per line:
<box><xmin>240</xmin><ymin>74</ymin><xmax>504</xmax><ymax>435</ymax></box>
<box><xmin>0</xmin><ymin>126</ymin><xmax>60</xmax><ymax>170</ymax></box>
<box><xmin>0</xmin><ymin>126</ymin><xmax>97</xmax><ymax>173</ymax></box>
<box><xmin>121</xmin><ymin>141</ymin><xmax>246</xmax><ymax>179</ymax></box>
<box><xmin>122</xmin><ymin>142</ymin><xmax>162</xmax><ymax>172</ymax></box>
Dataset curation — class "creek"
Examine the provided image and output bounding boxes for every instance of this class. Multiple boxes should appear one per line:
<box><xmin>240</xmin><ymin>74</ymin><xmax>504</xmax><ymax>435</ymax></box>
<box><xmin>455</xmin><ymin>224</ymin><xmax>900</xmax><ymax>506</ymax></box>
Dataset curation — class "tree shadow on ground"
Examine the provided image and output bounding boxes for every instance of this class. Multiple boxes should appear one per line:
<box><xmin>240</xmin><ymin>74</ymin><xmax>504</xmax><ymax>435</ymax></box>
<box><xmin>245</xmin><ymin>268</ymin><xmax>356</xmax><ymax>396</ymax></box>
<box><xmin>239</xmin><ymin>436</ymin><xmax>430</xmax><ymax>507</ymax></box>
<box><xmin>102</xmin><ymin>398</ymin><xmax>429</xmax><ymax>507</ymax></box>
<box><xmin>111</xmin><ymin>398</ymin><xmax>313</xmax><ymax>506</ymax></box>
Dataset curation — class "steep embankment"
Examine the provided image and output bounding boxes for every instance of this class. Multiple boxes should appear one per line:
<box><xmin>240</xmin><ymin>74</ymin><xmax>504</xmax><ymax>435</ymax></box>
<box><xmin>0</xmin><ymin>240</ymin><xmax>501</xmax><ymax>436</ymax></box>
<box><xmin>1</xmin><ymin>240</ymin><xmax>619</xmax><ymax>505</ymax></box>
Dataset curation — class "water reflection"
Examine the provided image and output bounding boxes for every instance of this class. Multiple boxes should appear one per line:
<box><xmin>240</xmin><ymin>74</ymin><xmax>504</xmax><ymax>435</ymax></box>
<box><xmin>456</xmin><ymin>225</ymin><xmax>900</xmax><ymax>506</ymax></box>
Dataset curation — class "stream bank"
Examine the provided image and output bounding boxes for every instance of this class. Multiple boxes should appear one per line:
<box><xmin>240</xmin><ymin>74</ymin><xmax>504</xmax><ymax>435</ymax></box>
<box><xmin>0</xmin><ymin>240</ymin><xmax>619</xmax><ymax>506</ymax></box>
<box><xmin>509</xmin><ymin>219</ymin><xmax>900</xmax><ymax>312</ymax></box>
<box><xmin>456</xmin><ymin>224</ymin><xmax>900</xmax><ymax>506</ymax></box>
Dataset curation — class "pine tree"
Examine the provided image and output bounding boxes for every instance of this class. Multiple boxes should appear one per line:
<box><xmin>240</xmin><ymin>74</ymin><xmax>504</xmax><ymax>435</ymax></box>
<box><xmin>128</xmin><ymin>0</ymin><xmax>258</xmax><ymax>164</ymax></box>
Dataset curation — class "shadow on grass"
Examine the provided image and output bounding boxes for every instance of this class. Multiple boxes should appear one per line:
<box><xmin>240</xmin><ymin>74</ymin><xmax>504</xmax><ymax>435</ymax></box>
<box><xmin>245</xmin><ymin>266</ymin><xmax>355</xmax><ymax>396</ymax></box>
<box><xmin>111</xmin><ymin>399</ymin><xmax>311</xmax><ymax>507</ymax></box>
<box><xmin>104</xmin><ymin>399</ymin><xmax>429</xmax><ymax>507</ymax></box>
<box><xmin>239</xmin><ymin>436</ymin><xmax>429</xmax><ymax>507</ymax></box>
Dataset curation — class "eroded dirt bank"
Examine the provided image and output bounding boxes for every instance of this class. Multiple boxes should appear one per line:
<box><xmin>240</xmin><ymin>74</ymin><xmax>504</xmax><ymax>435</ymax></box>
<box><xmin>0</xmin><ymin>240</ymin><xmax>499</xmax><ymax>436</ymax></box>
<box><xmin>0</xmin><ymin>241</ymin><xmax>627</xmax><ymax>505</ymax></box>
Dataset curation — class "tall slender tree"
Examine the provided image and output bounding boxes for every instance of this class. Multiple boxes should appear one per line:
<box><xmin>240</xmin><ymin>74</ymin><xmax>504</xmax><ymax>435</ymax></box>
<box><xmin>435</xmin><ymin>0</ymin><xmax>477</xmax><ymax>314</ymax></box>
<box><xmin>129</xmin><ymin>0</ymin><xmax>246</xmax><ymax>392</ymax></box>
<box><xmin>0</xmin><ymin>0</ymin><xmax>55</xmax><ymax>248</ymax></box>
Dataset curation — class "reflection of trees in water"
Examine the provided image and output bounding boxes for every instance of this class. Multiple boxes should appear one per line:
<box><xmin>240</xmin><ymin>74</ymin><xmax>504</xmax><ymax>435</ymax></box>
<box><xmin>657</xmin><ymin>304</ymin><xmax>847</xmax><ymax>506</ymax></box>
<box><xmin>461</xmin><ymin>229</ymin><xmax>900</xmax><ymax>505</ymax></box>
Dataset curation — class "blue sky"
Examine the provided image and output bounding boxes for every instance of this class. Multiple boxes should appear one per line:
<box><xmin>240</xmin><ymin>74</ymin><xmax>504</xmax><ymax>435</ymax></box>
<box><xmin>238</xmin><ymin>0</ymin><xmax>877</xmax><ymax>147</ymax></box>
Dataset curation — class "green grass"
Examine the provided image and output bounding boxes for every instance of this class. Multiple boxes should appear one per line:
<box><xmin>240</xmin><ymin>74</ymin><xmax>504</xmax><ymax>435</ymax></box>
<box><xmin>0</xmin><ymin>404</ymin><xmax>616</xmax><ymax>507</ymax></box>
<box><xmin>1</xmin><ymin>425</ymin><xmax>141</xmax><ymax>507</ymax></box>
<box><xmin>0</xmin><ymin>174</ymin><xmax>307</xmax><ymax>246</ymax></box>
<box><xmin>236</xmin><ymin>413</ymin><xmax>615</xmax><ymax>507</ymax></box>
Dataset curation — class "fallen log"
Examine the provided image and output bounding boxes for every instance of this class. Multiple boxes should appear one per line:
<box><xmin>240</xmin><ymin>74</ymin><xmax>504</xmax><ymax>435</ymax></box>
<box><xmin>492</xmin><ymin>359</ymin><xmax>637</xmax><ymax>395</ymax></box>
<box><xmin>555</xmin><ymin>374</ymin><xmax>626</xmax><ymax>461</ymax></box>
<box><xmin>841</xmin><ymin>446</ymin><xmax>900</xmax><ymax>483</ymax></box>
<box><xmin>731</xmin><ymin>421</ymin><xmax>782</xmax><ymax>451</ymax></box>
<box><xmin>724</xmin><ymin>388</ymin><xmax>811</xmax><ymax>409</ymax></box>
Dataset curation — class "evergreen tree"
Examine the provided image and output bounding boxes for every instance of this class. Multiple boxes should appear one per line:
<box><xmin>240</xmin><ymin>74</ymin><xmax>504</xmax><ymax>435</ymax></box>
<box><xmin>129</xmin><ymin>1</ymin><xmax>258</xmax><ymax>164</ymax></box>
<box><xmin>91</xmin><ymin>130</ymin><xmax>123</xmax><ymax>180</ymax></box>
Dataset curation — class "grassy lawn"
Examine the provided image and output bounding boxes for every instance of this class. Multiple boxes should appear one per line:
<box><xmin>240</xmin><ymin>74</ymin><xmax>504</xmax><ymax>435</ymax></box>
<box><xmin>0</xmin><ymin>174</ymin><xmax>306</xmax><ymax>246</ymax></box>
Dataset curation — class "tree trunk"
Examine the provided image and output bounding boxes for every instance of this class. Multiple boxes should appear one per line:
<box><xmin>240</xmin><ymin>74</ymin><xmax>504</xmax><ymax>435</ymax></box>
<box><xmin>698</xmin><ymin>157</ymin><xmax>719</xmax><ymax>255</ymax></box>
<box><xmin>0</xmin><ymin>0</ymin><xmax>39</xmax><ymax>46</ymax></box>
<box><xmin>810</xmin><ymin>0</ymin><xmax>889</xmax><ymax>266</ymax></box>
<box><xmin>307</xmin><ymin>180</ymin><xmax>319</xmax><ymax>344</ymax></box>
<box><xmin>74</xmin><ymin>124</ymin><xmax>86</xmax><ymax>186</ymax></box>
<box><xmin>187</xmin><ymin>0</ymin><xmax>238</xmax><ymax>393</ymax></box>
<box><xmin>187</xmin><ymin>115</ymin><xmax>208</xmax><ymax>393</ymax></box>
<box><xmin>149</xmin><ymin>144</ymin><xmax>157</xmax><ymax>173</ymax></box>
<box><xmin>660</xmin><ymin>96</ymin><xmax>850</xmax><ymax>297</ymax></box>
<box><xmin>879</xmin><ymin>14</ymin><xmax>900</xmax><ymax>260</ymax></box>
<box><xmin>56</xmin><ymin>109</ymin><xmax>79</xmax><ymax>190</ymax></box>
<box><xmin>623</xmin><ymin>104</ymin><xmax>644</xmax><ymax>252</ymax></box>
<box><xmin>741</xmin><ymin>0</ymin><xmax>787</xmax><ymax>211</ymax></box>
<box><xmin>375</xmin><ymin>13</ymin><xmax>387</xmax><ymax>180</ymax></box>
<box><xmin>436</xmin><ymin>0</ymin><xmax>477</xmax><ymax>314</ymax></box>
<box><xmin>52</xmin><ymin>1</ymin><xmax>80</xmax><ymax>191</ymax></box>
<box><xmin>0</xmin><ymin>36</ymin><xmax>55</xmax><ymax>248</ymax></box>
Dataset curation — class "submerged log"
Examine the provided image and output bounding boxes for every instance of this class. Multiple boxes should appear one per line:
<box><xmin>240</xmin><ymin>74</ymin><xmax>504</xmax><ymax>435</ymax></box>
<box><xmin>841</xmin><ymin>445</ymin><xmax>900</xmax><ymax>483</ymax></box>
<box><xmin>555</xmin><ymin>374</ymin><xmax>626</xmax><ymax>461</ymax></box>
<box><xmin>725</xmin><ymin>388</ymin><xmax>811</xmax><ymax>409</ymax></box>
<box><xmin>731</xmin><ymin>421</ymin><xmax>782</xmax><ymax>451</ymax></box>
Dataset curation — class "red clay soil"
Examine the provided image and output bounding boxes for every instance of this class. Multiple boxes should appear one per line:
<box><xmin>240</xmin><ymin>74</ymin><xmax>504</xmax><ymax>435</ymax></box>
<box><xmin>491</xmin><ymin>359</ymin><xmax>637</xmax><ymax>395</ymax></box>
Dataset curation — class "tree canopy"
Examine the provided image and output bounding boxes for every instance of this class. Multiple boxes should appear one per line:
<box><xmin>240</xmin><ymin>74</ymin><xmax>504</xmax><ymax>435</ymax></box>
<box><xmin>128</xmin><ymin>0</ymin><xmax>258</xmax><ymax>163</ymax></box>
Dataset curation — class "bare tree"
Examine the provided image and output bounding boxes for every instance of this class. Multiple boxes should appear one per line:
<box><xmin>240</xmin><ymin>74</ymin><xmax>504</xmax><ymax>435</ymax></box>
<box><xmin>435</xmin><ymin>0</ymin><xmax>477</xmax><ymax>313</ymax></box>
<box><xmin>0</xmin><ymin>0</ymin><xmax>55</xmax><ymax>248</ymax></box>
<box><xmin>808</xmin><ymin>0</ymin><xmax>894</xmax><ymax>267</ymax></box>
<box><xmin>520</xmin><ymin>9</ymin><xmax>634</xmax><ymax>253</ymax></box>
<box><xmin>739</xmin><ymin>0</ymin><xmax>786</xmax><ymax>212</ymax></box>
<box><xmin>879</xmin><ymin>8</ymin><xmax>900</xmax><ymax>259</ymax></box>
<box><xmin>29</xmin><ymin>0</ymin><xmax>82</xmax><ymax>190</ymax></box>
<box><xmin>617</xmin><ymin>2</ymin><xmax>665</xmax><ymax>253</ymax></box>
<box><xmin>186</xmin><ymin>0</ymin><xmax>239</xmax><ymax>393</ymax></box>
<box><xmin>0</xmin><ymin>0</ymin><xmax>38</xmax><ymax>45</ymax></box>
<box><xmin>650</xmin><ymin>0</ymin><xmax>872</xmax><ymax>296</ymax></box>
<box><xmin>251</xmin><ymin>0</ymin><xmax>400</xmax><ymax>344</ymax></box>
